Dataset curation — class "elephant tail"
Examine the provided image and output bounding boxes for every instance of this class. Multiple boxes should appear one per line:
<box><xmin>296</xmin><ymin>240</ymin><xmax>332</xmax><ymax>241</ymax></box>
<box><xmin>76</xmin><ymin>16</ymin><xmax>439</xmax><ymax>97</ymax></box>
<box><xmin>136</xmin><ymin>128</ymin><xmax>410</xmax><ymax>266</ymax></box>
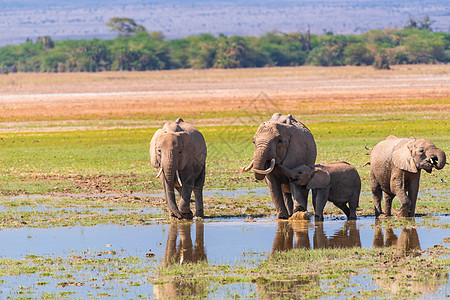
<box><xmin>361</xmin><ymin>161</ymin><xmax>371</xmax><ymax>167</ymax></box>
<box><xmin>364</xmin><ymin>144</ymin><xmax>373</xmax><ymax>152</ymax></box>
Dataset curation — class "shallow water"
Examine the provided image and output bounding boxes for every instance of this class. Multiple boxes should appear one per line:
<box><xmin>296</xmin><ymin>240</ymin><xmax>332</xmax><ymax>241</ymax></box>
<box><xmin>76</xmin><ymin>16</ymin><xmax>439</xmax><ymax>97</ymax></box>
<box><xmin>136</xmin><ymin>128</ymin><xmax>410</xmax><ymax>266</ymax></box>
<box><xmin>72</xmin><ymin>186</ymin><xmax>447</xmax><ymax>200</ymax></box>
<box><xmin>0</xmin><ymin>215</ymin><xmax>448</xmax><ymax>298</ymax></box>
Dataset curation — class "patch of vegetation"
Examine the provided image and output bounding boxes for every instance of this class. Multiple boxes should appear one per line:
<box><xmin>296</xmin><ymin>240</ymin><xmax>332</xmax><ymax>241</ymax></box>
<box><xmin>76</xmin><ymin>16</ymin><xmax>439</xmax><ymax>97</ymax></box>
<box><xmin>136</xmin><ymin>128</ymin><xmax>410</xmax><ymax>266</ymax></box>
<box><xmin>150</xmin><ymin>245</ymin><xmax>450</xmax><ymax>299</ymax></box>
<box><xmin>0</xmin><ymin>16</ymin><xmax>448</xmax><ymax>73</ymax></box>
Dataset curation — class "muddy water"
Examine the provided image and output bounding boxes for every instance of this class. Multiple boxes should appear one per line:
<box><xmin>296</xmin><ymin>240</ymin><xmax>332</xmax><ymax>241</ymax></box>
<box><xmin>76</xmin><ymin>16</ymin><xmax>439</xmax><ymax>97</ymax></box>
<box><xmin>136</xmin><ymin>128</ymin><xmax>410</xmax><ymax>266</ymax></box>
<box><xmin>0</xmin><ymin>216</ymin><xmax>448</xmax><ymax>298</ymax></box>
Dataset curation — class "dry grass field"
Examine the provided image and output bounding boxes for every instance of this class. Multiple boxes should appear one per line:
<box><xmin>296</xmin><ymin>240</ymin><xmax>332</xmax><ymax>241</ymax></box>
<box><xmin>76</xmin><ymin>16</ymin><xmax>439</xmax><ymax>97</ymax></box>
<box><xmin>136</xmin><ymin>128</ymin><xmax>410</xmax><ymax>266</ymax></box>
<box><xmin>0</xmin><ymin>65</ymin><xmax>448</xmax><ymax>127</ymax></box>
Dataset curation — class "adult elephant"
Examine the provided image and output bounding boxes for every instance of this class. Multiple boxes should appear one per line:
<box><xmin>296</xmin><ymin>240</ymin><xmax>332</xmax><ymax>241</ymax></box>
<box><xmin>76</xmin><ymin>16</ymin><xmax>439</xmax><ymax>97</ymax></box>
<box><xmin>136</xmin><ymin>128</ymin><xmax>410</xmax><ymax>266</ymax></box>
<box><xmin>370</xmin><ymin>135</ymin><xmax>446</xmax><ymax>218</ymax></box>
<box><xmin>150</xmin><ymin>118</ymin><xmax>207</xmax><ymax>219</ymax></box>
<box><xmin>243</xmin><ymin>113</ymin><xmax>317</xmax><ymax>219</ymax></box>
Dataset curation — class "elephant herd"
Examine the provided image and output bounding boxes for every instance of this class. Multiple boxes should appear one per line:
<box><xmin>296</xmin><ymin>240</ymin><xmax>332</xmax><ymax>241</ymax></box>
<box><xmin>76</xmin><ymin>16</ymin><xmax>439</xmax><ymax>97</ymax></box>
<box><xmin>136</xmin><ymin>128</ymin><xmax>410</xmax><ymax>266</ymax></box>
<box><xmin>150</xmin><ymin>114</ymin><xmax>446</xmax><ymax>221</ymax></box>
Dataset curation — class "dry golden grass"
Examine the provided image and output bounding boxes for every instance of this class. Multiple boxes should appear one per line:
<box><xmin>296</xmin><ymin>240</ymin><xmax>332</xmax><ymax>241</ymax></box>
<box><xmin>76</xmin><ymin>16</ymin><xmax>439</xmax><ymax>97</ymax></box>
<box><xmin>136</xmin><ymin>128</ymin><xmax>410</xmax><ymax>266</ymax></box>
<box><xmin>0</xmin><ymin>64</ymin><xmax>448</xmax><ymax>123</ymax></box>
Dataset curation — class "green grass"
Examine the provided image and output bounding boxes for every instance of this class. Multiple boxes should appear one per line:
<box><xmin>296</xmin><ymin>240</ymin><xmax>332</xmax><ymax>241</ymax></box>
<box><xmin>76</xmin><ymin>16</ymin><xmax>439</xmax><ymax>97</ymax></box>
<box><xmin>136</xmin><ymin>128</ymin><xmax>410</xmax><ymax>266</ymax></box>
<box><xmin>1</xmin><ymin>244</ymin><xmax>447</xmax><ymax>299</ymax></box>
<box><xmin>150</xmin><ymin>244</ymin><xmax>450</xmax><ymax>299</ymax></box>
<box><xmin>0</xmin><ymin>115</ymin><xmax>448</xmax><ymax>221</ymax></box>
<box><xmin>1</xmin><ymin>118</ymin><xmax>447</xmax><ymax>194</ymax></box>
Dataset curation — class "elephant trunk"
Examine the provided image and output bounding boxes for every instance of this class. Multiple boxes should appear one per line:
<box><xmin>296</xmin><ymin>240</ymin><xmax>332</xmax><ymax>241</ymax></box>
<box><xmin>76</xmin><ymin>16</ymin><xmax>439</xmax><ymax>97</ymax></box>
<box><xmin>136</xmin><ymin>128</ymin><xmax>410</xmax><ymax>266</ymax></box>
<box><xmin>428</xmin><ymin>147</ymin><xmax>446</xmax><ymax>170</ymax></box>
<box><xmin>253</xmin><ymin>159</ymin><xmax>276</xmax><ymax>175</ymax></box>
<box><xmin>253</xmin><ymin>146</ymin><xmax>275</xmax><ymax>180</ymax></box>
<box><xmin>277</xmin><ymin>164</ymin><xmax>297</xmax><ymax>181</ymax></box>
<box><xmin>161</xmin><ymin>156</ymin><xmax>183</xmax><ymax>219</ymax></box>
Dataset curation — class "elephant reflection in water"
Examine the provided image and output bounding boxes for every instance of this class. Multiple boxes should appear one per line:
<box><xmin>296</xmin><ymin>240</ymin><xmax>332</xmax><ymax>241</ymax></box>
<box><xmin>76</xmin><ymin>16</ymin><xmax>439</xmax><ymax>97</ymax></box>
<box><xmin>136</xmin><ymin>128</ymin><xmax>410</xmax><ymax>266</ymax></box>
<box><xmin>372</xmin><ymin>222</ymin><xmax>421</xmax><ymax>256</ymax></box>
<box><xmin>271</xmin><ymin>220</ymin><xmax>361</xmax><ymax>252</ymax></box>
<box><xmin>371</xmin><ymin>224</ymin><xmax>445</xmax><ymax>295</ymax></box>
<box><xmin>153</xmin><ymin>222</ymin><xmax>207</xmax><ymax>299</ymax></box>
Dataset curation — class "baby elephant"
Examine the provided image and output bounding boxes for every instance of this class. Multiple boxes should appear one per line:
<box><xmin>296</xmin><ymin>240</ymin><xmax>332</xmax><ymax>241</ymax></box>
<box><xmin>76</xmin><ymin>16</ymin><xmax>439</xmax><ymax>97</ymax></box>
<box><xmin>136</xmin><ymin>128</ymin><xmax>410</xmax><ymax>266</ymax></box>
<box><xmin>279</xmin><ymin>162</ymin><xmax>361</xmax><ymax>221</ymax></box>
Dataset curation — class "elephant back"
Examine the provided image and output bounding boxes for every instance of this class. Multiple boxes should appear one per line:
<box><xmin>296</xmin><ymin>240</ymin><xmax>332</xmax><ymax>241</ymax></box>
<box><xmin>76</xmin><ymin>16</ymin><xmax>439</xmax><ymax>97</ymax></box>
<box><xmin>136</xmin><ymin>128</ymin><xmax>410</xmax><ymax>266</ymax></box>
<box><xmin>270</xmin><ymin>113</ymin><xmax>314</xmax><ymax>136</ymax></box>
<box><xmin>370</xmin><ymin>136</ymin><xmax>406</xmax><ymax>164</ymax></box>
<box><xmin>178</xmin><ymin>121</ymin><xmax>207</xmax><ymax>163</ymax></box>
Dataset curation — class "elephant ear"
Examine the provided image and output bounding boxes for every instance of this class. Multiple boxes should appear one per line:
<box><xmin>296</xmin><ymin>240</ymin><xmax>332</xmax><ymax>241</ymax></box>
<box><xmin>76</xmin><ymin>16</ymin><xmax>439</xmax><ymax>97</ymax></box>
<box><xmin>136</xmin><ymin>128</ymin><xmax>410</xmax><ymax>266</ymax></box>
<box><xmin>392</xmin><ymin>140</ymin><xmax>418</xmax><ymax>173</ymax></box>
<box><xmin>307</xmin><ymin>167</ymin><xmax>330</xmax><ymax>190</ymax></box>
<box><xmin>282</xmin><ymin>124</ymin><xmax>317</xmax><ymax>167</ymax></box>
<box><xmin>150</xmin><ymin>129</ymin><xmax>163</xmax><ymax>168</ymax></box>
<box><xmin>178</xmin><ymin>131</ymin><xmax>193</xmax><ymax>170</ymax></box>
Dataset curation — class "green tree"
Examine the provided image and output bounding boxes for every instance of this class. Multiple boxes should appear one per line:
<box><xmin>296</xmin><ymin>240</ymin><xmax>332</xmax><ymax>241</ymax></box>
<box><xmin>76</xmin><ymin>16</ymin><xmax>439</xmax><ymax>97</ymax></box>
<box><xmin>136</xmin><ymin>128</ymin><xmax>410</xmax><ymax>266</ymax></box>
<box><xmin>306</xmin><ymin>35</ymin><xmax>349</xmax><ymax>66</ymax></box>
<box><xmin>344</xmin><ymin>43</ymin><xmax>374</xmax><ymax>66</ymax></box>
<box><xmin>106</xmin><ymin>17</ymin><xmax>146</xmax><ymax>36</ymax></box>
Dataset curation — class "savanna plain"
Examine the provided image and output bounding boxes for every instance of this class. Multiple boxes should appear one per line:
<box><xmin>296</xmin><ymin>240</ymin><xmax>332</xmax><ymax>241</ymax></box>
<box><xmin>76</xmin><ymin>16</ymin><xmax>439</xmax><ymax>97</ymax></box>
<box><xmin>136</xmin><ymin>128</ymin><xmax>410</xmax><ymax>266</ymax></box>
<box><xmin>0</xmin><ymin>65</ymin><xmax>449</xmax><ymax>299</ymax></box>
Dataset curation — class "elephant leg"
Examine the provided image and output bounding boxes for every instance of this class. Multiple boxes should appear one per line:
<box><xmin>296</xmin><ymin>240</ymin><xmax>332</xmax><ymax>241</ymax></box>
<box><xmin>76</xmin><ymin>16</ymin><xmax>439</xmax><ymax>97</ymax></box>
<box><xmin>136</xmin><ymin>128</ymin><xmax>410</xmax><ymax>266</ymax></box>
<box><xmin>266</xmin><ymin>174</ymin><xmax>289</xmax><ymax>219</ymax></box>
<box><xmin>348</xmin><ymin>191</ymin><xmax>359</xmax><ymax>220</ymax></box>
<box><xmin>291</xmin><ymin>184</ymin><xmax>308</xmax><ymax>213</ymax></box>
<box><xmin>370</xmin><ymin>172</ymin><xmax>383</xmax><ymax>218</ymax></box>
<box><xmin>406</xmin><ymin>179</ymin><xmax>420</xmax><ymax>218</ymax></box>
<box><xmin>179</xmin><ymin>175</ymin><xmax>194</xmax><ymax>219</ymax></box>
<box><xmin>314</xmin><ymin>189</ymin><xmax>328</xmax><ymax>221</ymax></box>
<box><xmin>396</xmin><ymin>191</ymin><xmax>411</xmax><ymax>218</ymax></box>
<box><xmin>193</xmin><ymin>166</ymin><xmax>206</xmax><ymax>218</ymax></box>
<box><xmin>383</xmin><ymin>193</ymin><xmax>395</xmax><ymax>216</ymax></box>
<box><xmin>283</xmin><ymin>192</ymin><xmax>293</xmax><ymax>217</ymax></box>
<box><xmin>334</xmin><ymin>202</ymin><xmax>351</xmax><ymax>219</ymax></box>
<box><xmin>311</xmin><ymin>189</ymin><xmax>317</xmax><ymax>211</ymax></box>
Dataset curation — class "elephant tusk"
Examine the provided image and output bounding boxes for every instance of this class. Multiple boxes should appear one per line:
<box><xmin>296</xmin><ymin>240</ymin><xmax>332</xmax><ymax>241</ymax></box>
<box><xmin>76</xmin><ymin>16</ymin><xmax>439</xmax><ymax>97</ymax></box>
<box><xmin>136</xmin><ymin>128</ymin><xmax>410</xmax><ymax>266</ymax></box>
<box><xmin>155</xmin><ymin>168</ymin><xmax>163</xmax><ymax>178</ymax></box>
<box><xmin>241</xmin><ymin>160</ymin><xmax>254</xmax><ymax>173</ymax></box>
<box><xmin>253</xmin><ymin>158</ymin><xmax>276</xmax><ymax>175</ymax></box>
<box><xmin>175</xmin><ymin>170</ymin><xmax>182</xmax><ymax>187</ymax></box>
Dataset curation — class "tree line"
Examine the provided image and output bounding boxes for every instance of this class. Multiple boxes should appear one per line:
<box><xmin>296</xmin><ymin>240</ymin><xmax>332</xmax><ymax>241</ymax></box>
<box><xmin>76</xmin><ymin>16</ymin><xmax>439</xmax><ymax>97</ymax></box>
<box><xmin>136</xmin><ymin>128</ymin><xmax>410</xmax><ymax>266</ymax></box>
<box><xmin>0</xmin><ymin>16</ymin><xmax>448</xmax><ymax>73</ymax></box>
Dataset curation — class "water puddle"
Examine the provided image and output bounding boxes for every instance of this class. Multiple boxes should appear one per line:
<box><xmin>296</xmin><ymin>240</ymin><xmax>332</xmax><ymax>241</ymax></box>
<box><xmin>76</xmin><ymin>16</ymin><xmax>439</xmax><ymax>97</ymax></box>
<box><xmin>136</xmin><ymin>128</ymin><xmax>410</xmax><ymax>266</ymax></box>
<box><xmin>0</xmin><ymin>215</ymin><xmax>448</xmax><ymax>298</ymax></box>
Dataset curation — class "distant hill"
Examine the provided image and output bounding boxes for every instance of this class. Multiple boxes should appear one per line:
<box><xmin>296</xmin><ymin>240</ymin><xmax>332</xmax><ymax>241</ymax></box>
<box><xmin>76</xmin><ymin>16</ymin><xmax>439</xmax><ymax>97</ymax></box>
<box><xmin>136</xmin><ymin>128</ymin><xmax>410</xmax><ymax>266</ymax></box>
<box><xmin>1</xmin><ymin>0</ymin><xmax>448</xmax><ymax>46</ymax></box>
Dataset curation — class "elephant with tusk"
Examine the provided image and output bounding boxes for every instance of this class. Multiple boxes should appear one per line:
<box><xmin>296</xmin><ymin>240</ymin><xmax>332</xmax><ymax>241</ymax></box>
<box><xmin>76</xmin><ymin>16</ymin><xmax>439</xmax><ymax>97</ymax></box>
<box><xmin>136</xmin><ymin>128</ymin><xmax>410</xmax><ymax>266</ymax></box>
<box><xmin>242</xmin><ymin>113</ymin><xmax>317</xmax><ymax>219</ymax></box>
<box><xmin>150</xmin><ymin>118</ymin><xmax>207</xmax><ymax>219</ymax></box>
<box><xmin>370</xmin><ymin>135</ymin><xmax>446</xmax><ymax>218</ymax></box>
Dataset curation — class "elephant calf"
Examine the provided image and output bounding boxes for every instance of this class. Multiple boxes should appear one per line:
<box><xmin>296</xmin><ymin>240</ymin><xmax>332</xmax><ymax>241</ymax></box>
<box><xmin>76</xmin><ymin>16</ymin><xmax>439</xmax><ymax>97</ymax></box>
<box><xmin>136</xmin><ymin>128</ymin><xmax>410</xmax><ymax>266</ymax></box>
<box><xmin>370</xmin><ymin>135</ymin><xmax>446</xmax><ymax>218</ymax></box>
<box><xmin>279</xmin><ymin>162</ymin><xmax>361</xmax><ymax>221</ymax></box>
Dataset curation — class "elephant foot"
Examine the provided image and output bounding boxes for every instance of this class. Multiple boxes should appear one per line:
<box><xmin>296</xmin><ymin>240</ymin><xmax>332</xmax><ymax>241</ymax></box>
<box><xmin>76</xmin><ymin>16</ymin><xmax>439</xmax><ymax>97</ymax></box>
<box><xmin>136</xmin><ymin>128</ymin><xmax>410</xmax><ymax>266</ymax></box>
<box><xmin>293</xmin><ymin>206</ymin><xmax>307</xmax><ymax>213</ymax></box>
<box><xmin>277</xmin><ymin>214</ymin><xmax>289</xmax><ymax>220</ymax></box>
<box><xmin>169</xmin><ymin>211</ymin><xmax>184</xmax><ymax>220</ymax></box>
<box><xmin>377</xmin><ymin>213</ymin><xmax>388</xmax><ymax>219</ymax></box>
<box><xmin>195</xmin><ymin>209</ymin><xmax>204</xmax><ymax>218</ymax></box>
<box><xmin>396</xmin><ymin>206</ymin><xmax>410</xmax><ymax>218</ymax></box>
<box><xmin>181</xmin><ymin>211</ymin><xmax>194</xmax><ymax>219</ymax></box>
